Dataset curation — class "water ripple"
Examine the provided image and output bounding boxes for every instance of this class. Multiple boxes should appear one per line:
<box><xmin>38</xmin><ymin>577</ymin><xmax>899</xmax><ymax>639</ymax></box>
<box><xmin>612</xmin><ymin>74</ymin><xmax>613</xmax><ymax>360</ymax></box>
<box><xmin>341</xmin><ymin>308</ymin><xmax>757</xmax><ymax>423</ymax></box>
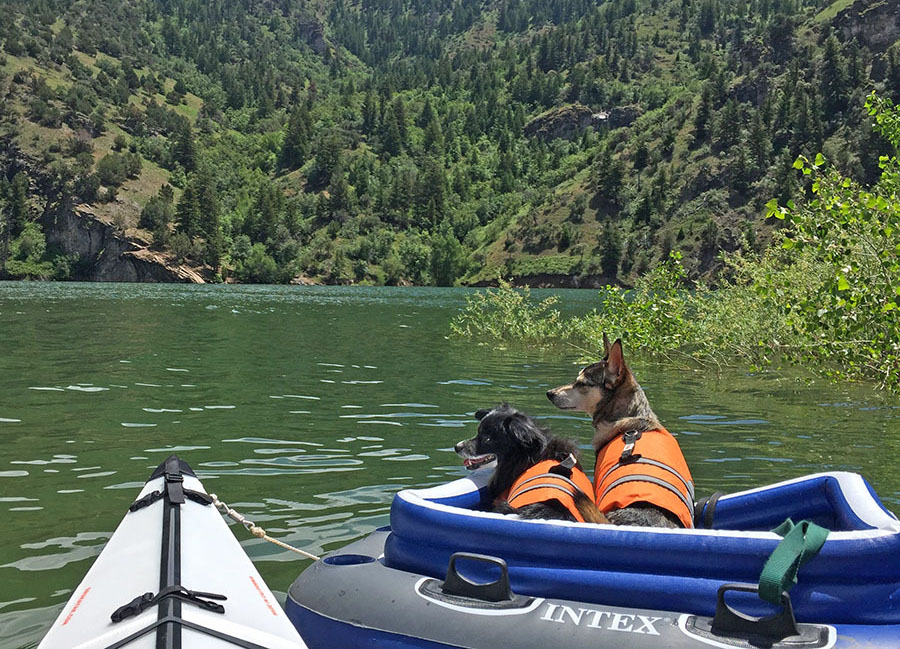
<box><xmin>5</xmin><ymin>532</ymin><xmax>110</xmax><ymax>572</ymax></box>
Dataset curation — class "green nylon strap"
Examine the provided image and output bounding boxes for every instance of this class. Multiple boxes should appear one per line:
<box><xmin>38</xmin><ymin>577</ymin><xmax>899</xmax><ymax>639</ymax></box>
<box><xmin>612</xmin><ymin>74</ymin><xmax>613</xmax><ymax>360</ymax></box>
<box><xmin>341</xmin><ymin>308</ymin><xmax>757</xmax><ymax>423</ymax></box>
<box><xmin>758</xmin><ymin>518</ymin><xmax>830</xmax><ymax>605</ymax></box>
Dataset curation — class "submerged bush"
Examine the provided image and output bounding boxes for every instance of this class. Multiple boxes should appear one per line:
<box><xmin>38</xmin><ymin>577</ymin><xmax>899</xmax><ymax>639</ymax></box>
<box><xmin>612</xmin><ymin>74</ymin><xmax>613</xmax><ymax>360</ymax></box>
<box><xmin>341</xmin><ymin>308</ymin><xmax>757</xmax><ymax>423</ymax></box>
<box><xmin>450</xmin><ymin>278</ymin><xmax>570</xmax><ymax>344</ymax></box>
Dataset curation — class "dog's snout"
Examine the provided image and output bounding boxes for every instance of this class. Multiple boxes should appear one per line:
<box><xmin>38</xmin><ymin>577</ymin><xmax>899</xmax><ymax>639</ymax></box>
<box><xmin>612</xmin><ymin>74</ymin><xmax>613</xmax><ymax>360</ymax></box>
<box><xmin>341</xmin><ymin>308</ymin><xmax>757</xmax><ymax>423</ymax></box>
<box><xmin>454</xmin><ymin>440</ymin><xmax>465</xmax><ymax>453</ymax></box>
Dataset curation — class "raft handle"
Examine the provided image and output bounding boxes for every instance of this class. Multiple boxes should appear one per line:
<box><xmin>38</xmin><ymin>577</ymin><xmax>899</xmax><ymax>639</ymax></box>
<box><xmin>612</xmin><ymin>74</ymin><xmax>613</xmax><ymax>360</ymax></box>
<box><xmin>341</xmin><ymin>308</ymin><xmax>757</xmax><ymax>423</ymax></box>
<box><xmin>442</xmin><ymin>552</ymin><xmax>512</xmax><ymax>603</ymax></box>
<box><xmin>712</xmin><ymin>582</ymin><xmax>799</xmax><ymax>640</ymax></box>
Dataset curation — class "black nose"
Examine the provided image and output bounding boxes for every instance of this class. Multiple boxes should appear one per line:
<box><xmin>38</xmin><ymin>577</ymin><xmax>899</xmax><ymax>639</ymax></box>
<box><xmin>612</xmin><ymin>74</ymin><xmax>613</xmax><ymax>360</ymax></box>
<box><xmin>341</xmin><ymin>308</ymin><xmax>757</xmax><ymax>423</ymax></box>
<box><xmin>546</xmin><ymin>390</ymin><xmax>553</xmax><ymax>398</ymax></box>
<box><xmin>454</xmin><ymin>441</ymin><xmax>463</xmax><ymax>453</ymax></box>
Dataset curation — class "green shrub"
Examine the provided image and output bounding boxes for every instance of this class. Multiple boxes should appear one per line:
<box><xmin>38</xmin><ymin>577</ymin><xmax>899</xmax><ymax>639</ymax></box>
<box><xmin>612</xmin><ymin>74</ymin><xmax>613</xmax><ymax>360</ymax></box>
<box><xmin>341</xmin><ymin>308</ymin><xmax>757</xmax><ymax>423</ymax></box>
<box><xmin>450</xmin><ymin>278</ymin><xmax>570</xmax><ymax>344</ymax></box>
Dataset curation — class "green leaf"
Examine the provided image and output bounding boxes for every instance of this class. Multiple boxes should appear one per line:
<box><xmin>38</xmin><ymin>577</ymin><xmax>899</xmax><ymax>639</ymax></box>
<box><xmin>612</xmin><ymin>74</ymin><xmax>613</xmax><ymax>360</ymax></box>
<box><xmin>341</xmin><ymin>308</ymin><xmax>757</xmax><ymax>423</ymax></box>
<box><xmin>765</xmin><ymin>198</ymin><xmax>785</xmax><ymax>220</ymax></box>
<box><xmin>814</xmin><ymin>153</ymin><xmax>825</xmax><ymax>166</ymax></box>
<box><xmin>837</xmin><ymin>275</ymin><xmax>850</xmax><ymax>291</ymax></box>
<box><xmin>793</xmin><ymin>157</ymin><xmax>805</xmax><ymax>170</ymax></box>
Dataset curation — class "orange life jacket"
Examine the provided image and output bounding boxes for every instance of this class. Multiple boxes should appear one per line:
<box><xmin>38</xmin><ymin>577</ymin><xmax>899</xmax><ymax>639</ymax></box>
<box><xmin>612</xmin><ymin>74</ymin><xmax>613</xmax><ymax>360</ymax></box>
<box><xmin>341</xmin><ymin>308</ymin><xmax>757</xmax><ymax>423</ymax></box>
<box><xmin>594</xmin><ymin>428</ymin><xmax>694</xmax><ymax>528</ymax></box>
<box><xmin>499</xmin><ymin>457</ymin><xmax>595</xmax><ymax>523</ymax></box>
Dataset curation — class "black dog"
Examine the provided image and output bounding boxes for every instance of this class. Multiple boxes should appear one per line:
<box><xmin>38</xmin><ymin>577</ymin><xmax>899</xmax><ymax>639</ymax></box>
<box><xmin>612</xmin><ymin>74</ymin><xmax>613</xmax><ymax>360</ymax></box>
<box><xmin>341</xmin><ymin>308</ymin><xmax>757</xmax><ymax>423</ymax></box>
<box><xmin>455</xmin><ymin>405</ymin><xmax>607</xmax><ymax>524</ymax></box>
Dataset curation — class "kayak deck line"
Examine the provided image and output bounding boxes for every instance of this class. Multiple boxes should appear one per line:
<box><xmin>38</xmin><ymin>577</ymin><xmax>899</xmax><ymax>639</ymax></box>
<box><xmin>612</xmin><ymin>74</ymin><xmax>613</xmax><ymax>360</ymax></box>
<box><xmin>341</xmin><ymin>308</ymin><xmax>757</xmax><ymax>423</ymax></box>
<box><xmin>100</xmin><ymin>615</ymin><xmax>275</xmax><ymax>649</ymax></box>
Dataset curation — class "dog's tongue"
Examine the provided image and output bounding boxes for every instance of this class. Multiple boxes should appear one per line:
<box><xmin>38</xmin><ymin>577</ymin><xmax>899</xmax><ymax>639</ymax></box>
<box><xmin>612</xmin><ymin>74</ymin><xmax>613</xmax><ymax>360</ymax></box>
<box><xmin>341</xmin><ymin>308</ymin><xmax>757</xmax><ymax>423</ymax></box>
<box><xmin>463</xmin><ymin>454</ymin><xmax>496</xmax><ymax>470</ymax></box>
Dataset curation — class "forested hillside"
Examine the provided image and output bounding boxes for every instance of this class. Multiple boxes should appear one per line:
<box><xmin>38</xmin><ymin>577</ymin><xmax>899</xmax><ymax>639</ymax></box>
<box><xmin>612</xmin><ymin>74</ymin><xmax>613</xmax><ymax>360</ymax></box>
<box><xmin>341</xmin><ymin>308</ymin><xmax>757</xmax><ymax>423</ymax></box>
<box><xmin>0</xmin><ymin>0</ymin><xmax>897</xmax><ymax>285</ymax></box>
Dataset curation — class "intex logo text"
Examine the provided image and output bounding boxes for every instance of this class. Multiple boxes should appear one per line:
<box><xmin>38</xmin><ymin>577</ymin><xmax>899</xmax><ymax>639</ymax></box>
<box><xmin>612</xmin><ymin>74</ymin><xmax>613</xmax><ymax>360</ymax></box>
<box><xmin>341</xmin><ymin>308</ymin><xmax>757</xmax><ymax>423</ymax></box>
<box><xmin>539</xmin><ymin>603</ymin><xmax>664</xmax><ymax>635</ymax></box>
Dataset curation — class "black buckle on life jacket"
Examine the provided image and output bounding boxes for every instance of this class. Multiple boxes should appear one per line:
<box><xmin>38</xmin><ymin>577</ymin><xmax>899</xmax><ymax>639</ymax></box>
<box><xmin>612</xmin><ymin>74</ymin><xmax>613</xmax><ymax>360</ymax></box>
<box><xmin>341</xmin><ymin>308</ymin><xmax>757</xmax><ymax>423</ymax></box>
<box><xmin>548</xmin><ymin>453</ymin><xmax>577</xmax><ymax>478</ymax></box>
<box><xmin>619</xmin><ymin>430</ymin><xmax>643</xmax><ymax>464</ymax></box>
<box><xmin>111</xmin><ymin>585</ymin><xmax>227</xmax><ymax>623</ymax></box>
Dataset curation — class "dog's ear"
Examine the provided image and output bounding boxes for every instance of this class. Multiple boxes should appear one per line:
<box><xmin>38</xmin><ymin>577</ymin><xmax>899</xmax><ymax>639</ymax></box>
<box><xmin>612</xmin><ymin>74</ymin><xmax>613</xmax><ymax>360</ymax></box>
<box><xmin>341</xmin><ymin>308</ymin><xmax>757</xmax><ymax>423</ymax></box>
<box><xmin>602</xmin><ymin>332</ymin><xmax>611</xmax><ymax>357</ymax></box>
<box><xmin>505</xmin><ymin>413</ymin><xmax>547</xmax><ymax>454</ymax></box>
<box><xmin>605</xmin><ymin>338</ymin><xmax>626</xmax><ymax>387</ymax></box>
<box><xmin>474</xmin><ymin>408</ymin><xmax>491</xmax><ymax>421</ymax></box>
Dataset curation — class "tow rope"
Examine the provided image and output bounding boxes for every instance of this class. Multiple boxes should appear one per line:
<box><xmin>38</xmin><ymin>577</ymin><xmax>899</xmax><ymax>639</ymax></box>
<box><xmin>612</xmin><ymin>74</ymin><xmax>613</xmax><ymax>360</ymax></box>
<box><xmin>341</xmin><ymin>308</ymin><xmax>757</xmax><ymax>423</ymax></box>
<box><xmin>758</xmin><ymin>518</ymin><xmax>829</xmax><ymax>605</ymax></box>
<box><xmin>209</xmin><ymin>494</ymin><xmax>321</xmax><ymax>562</ymax></box>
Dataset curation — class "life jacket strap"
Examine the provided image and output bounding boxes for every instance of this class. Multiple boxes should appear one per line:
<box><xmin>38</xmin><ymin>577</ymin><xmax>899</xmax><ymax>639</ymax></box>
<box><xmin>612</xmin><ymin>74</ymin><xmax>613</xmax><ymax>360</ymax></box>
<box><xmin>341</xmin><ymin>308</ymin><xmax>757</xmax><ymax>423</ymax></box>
<box><xmin>509</xmin><ymin>481</ymin><xmax>578</xmax><ymax>502</ymax></box>
<box><xmin>509</xmin><ymin>471</ymin><xmax>585</xmax><ymax>500</ymax></box>
<box><xmin>598</xmin><ymin>456</ymin><xmax>695</xmax><ymax>503</ymax></box>
<box><xmin>598</xmin><ymin>474</ymin><xmax>695</xmax><ymax>519</ymax></box>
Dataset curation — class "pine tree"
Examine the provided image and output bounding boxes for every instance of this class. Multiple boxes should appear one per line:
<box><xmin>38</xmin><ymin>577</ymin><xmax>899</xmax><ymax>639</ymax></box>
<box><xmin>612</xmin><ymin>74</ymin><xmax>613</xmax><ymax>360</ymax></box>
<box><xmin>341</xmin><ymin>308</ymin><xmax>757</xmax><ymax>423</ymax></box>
<box><xmin>197</xmin><ymin>172</ymin><xmax>225</xmax><ymax>270</ymax></box>
<box><xmin>279</xmin><ymin>105</ymin><xmax>311</xmax><ymax>171</ymax></box>
<box><xmin>820</xmin><ymin>33</ymin><xmax>848</xmax><ymax>115</ymax></box>
<box><xmin>195</xmin><ymin>171</ymin><xmax>221</xmax><ymax>268</ymax></box>
<box><xmin>245</xmin><ymin>182</ymin><xmax>282</xmax><ymax>244</ymax></box>
<box><xmin>362</xmin><ymin>90</ymin><xmax>378</xmax><ymax>134</ymax></box>
<box><xmin>418</xmin><ymin>97</ymin><xmax>435</xmax><ymax>128</ymax></box>
<box><xmin>694</xmin><ymin>85</ymin><xmax>712</xmax><ymax>141</ymax></box>
<box><xmin>313</xmin><ymin>134</ymin><xmax>342</xmax><ymax>186</ymax></box>
<box><xmin>713</xmin><ymin>99</ymin><xmax>741</xmax><ymax>151</ymax></box>
<box><xmin>392</xmin><ymin>96</ymin><xmax>408</xmax><ymax>145</ymax></box>
<box><xmin>429</xmin><ymin>219</ymin><xmax>465</xmax><ymax>286</ymax></box>
<box><xmin>6</xmin><ymin>172</ymin><xmax>30</xmax><ymax>239</ymax></box>
<box><xmin>747</xmin><ymin>110</ymin><xmax>771</xmax><ymax>173</ymax></box>
<box><xmin>171</xmin><ymin>121</ymin><xmax>197</xmax><ymax>172</ymax></box>
<box><xmin>599</xmin><ymin>221</ymin><xmax>622</xmax><ymax>278</ymax></box>
<box><xmin>328</xmin><ymin>167</ymin><xmax>351</xmax><ymax>219</ymax></box>
<box><xmin>0</xmin><ymin>176</ymin><xmax>9</xmax><ymax>268</ymax></box>
<box><xmin>593</xmin><ymin>146</ymin><xmax>624</xmax><ymax>205</ymax></box>
<box><xmin>414</xmin><ymin>156</ymin><xmax>446</xmax><ymax>227</ymax></box>
<box><xmin>773</xmin><ymin>149</ymin><xmax>796</xmax><ymax>205</ymax></box>
<box><xmin>423</xmin><ymin>114</ymin><xmax>444</xmax><ymax>156</ymax></box>
<box><xmin>380</xmin><ymin>106</ymin><xmax>403</xmax><ymax>157</ymax></box>
<box><xmin>174</xmin><ymin>178</ymin><xmax>201</xmax><ymax>239</ymax></box>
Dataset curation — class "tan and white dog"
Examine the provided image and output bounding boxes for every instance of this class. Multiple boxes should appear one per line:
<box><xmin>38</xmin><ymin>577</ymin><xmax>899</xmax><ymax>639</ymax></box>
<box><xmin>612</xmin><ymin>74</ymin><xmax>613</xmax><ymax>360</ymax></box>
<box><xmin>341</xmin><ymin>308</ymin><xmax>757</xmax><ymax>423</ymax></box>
<box><xmin>547</xmin><ymin>335</ymin><xmax>695</xmax><ymax>528</ymax></box>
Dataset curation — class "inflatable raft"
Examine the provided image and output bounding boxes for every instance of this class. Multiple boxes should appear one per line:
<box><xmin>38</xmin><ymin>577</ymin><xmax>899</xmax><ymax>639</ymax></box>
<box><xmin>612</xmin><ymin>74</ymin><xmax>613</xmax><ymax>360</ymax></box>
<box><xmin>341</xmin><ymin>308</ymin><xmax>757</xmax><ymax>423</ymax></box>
<box><xmin>287</xmin><ymin>469</ymin><xmax>900</xmax><ymax>648</ymax></box>
<box><xmin>38</xmin><ymin>456</ymin><xmax>305</xmax><ymax>649</ymax></box>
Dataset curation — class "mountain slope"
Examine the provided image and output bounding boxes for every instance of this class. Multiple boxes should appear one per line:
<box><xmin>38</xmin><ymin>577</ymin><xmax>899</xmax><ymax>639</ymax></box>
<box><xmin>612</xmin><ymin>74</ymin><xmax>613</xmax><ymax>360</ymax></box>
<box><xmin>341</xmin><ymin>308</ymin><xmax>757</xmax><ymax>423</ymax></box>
<box><xmin>0</xmin><ymin>0</ymin><xmax>897</xmax><ymax>285</ymax></box>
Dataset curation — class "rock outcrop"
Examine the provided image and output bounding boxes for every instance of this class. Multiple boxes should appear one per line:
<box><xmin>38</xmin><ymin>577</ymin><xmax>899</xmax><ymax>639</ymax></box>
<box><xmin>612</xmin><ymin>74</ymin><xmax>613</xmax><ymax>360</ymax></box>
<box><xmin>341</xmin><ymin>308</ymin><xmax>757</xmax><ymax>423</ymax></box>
<box><xmin>295</xmin><ymin>19</ymin><xmax>329</xmax><ymax>55</ymax></box>
<box><xmin>1</xmin><ymin>136</ymin><xmax>205</xmax><ymax>283</ymax></box>
<box><xmin>833</xmin><ymin>0</ymin><xmax>900</xmax><ymax>53</ymax></box>
<box><xmin>590</xmin><ymin>105</ymin><xmax>643</xmax><ymax>129</ymax></box>
<box><xmin>524</xmin><ymin>104</ymin><xmax>595</xmax><ymax>140</ymax></box>
<box><xmin>42</xmin><ymin>204</ymin><xmax>206</xmax><ymax>283</ymax></box>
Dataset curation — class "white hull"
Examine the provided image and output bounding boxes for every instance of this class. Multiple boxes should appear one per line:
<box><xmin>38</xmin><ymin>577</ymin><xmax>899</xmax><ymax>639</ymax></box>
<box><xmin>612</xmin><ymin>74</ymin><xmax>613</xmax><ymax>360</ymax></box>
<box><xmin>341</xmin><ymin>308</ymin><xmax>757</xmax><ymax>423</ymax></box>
<box><xmin>38</xmin><ymin>456</ymin><xmax>305</xmax><ymax>649</ymax></box>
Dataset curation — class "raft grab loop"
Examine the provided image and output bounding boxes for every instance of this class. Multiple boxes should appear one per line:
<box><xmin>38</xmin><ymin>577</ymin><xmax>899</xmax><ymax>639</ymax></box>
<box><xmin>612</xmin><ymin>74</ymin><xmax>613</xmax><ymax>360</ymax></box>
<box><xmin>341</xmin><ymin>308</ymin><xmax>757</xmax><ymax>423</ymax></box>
<box><xmin>707</xmin><ymin>519</ymin><xmax>830</xmax><ymax>643</ymax></box>
<box><xmin>442</xmin><ymin>552</ymin><xmax>513</xmax><ymax>603</ymax></box>
<box><xmin>711</xmin><ymin>583</ymin><xmax>799</xmax><ymax>640</ymax></box>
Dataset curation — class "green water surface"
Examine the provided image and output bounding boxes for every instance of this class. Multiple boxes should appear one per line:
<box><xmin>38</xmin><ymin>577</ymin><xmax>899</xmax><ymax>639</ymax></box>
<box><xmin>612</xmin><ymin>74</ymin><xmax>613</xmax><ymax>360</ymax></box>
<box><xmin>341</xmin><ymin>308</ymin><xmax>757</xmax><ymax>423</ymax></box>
<box><xmin>0</xmin><ymin>282</ymin><xmax>898</xmax><ymax>648</ymax></box>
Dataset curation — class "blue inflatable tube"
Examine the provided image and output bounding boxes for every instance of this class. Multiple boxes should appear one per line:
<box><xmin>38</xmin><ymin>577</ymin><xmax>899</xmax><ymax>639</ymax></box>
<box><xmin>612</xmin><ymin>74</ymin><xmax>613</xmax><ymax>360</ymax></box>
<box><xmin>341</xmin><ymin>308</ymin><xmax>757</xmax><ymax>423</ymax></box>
<box><xmin>383</xmin><ymin>471</ymin><xmax>900</xmax><ymax>625</ymax></box>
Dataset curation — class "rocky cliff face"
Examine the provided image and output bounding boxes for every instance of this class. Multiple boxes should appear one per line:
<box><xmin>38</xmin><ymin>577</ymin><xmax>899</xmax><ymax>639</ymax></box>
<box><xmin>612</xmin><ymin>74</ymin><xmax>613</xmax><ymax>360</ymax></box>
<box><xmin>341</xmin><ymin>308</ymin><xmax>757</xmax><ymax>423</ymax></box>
<box><xmin>524</xmin><ymin>104</ymin><xmax>595</xmax><ymax>140</ymax></box>
<box><xmin>42</xmin><ymin>205</ymin><xmax>206</xmax><ymax>282</ymax></box>
<box><xmin>1</xmin><ymin>137</ymin><xmax>205</xmax><ymax>283</ymax></box>
<box><xmin>834</xmin><ymin>0</ymin><xmax>900</xmax><ymax>53</ymax></box>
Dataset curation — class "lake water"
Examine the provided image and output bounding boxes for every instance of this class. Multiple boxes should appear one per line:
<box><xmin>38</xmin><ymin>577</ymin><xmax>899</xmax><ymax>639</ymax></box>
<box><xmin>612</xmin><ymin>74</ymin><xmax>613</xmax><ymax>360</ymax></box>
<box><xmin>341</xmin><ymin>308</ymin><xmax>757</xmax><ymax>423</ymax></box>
<box><xmin>1</xmin><ymin>282</ymin><xmax>898</xmax><ymax>648</ymax></box>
